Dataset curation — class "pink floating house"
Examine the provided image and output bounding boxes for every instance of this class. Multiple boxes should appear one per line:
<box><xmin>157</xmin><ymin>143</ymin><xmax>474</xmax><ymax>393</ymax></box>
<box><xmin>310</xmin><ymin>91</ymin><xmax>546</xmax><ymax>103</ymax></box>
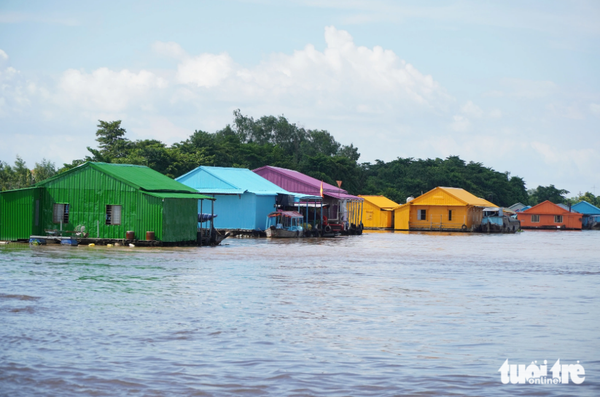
<box><xmin>253</xmin><ymin>166</ymin><xmax>364</xmax><ymax>235</ymax></box>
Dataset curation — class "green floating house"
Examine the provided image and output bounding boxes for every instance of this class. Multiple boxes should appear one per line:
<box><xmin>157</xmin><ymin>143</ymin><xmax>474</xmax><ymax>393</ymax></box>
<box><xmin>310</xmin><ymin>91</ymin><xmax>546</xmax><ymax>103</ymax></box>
<box><xmin>0</xmin><ymin>162</ymin><xmax>214</xmax><ymax>243</ymax></box>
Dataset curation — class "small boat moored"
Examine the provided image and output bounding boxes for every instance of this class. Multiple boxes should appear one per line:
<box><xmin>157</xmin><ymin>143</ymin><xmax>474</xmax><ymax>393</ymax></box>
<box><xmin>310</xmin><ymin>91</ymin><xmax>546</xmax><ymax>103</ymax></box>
<box><xmin>479</xmin><ymin>207</ymin><xmax>521</xmax><ymax>233</ymax></box>
<box><xmin>265</xmin><ymin>210</ymin><xmax>304</xmax><ymax>238</ymax></box>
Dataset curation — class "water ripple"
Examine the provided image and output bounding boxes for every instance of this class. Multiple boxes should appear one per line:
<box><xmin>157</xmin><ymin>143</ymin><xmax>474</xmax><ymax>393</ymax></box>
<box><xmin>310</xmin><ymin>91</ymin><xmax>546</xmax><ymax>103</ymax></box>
<box><xmin>1</xmin><ymin>231</ymin><xmax>599</xmax><ymax>396</ymax></box>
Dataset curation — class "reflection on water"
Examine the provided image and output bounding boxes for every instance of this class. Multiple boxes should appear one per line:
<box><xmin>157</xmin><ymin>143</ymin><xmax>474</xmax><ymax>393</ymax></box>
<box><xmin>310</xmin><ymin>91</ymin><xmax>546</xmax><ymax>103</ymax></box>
<box><xmin>1</xmin><ymin>231</ymin><xmax>599</xmax><ymax>396</ymax></box>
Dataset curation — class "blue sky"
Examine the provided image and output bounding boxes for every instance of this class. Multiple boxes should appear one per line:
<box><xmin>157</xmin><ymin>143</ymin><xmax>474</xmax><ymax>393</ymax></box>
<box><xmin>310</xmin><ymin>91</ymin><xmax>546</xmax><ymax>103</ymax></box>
<box><xmin>1</xmin><ymin>0</ymin><xmax>599</xmax><ymax>196</ymax></box>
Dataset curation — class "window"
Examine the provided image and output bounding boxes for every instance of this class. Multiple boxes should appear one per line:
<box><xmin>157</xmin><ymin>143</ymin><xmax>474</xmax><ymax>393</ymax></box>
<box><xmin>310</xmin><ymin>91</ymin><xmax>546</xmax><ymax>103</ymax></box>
<box><xmin>448</xmin><ymin>210</ymin><xmax>453</xmax><ymax>221</ymax></box>
<box><xmin>531</xmin><ymin>215</ymin><xmax>540</xmax><ymax>223</ymax></box>
<box><xmin>53</xmin><ymin>203</ymin><xmax>69</xmax><ymax>224</ymax></box>
<box><xmin>554</xmin><ymin>215</ymin><xmax>563</xmax><ymax>223</ymax></box>
<box><xmin>418</xmin><ymin>209</ymin><xmax>427</xmax><ymax>220</ymax></box>
<box><xmin>106</xmin><ymin>205</ymin><xmax>122</xmax><ymax>225</ymax></box>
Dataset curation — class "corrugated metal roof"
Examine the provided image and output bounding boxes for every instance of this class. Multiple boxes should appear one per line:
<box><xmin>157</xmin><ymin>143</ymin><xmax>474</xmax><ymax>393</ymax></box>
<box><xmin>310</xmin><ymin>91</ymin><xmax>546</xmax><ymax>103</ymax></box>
<box><xmin>176</xmin><ymin>166</ymin><xmax>292</xmax><ymax>196</ymax></box>
<box><xmin>253</xmin><ymin>165</ymin><xmax>363</xmax><ymax>200</ymax></box>
<box><xmin>145</xmin><ymin>192</ymin><xmax>214</xmax><ymax>200</ymax></box>
<box><xmin>91</xmin><ymin>163</ymin><xmax>199</xmax><ymax>193</ymax></box>
<box><xmin>571</xmin><ymin>201</ymin><xmax>600</xmax><ymax>215</ymax></box>
<box><xmin>520</xmin><ymin>200</ymin><xmax>571</xmax><ymax>215</ymax></box>
<box><xmin>37</xmin><ymin>162</ymin><xmax>199</xmax><ymax>194</ymax></box>
<box><xmin>268</xmin><ymin>210</ymin><xmax>304</xmax><ymax>218</ymax></box>
<box><xmin>438</xmin><ymin>187</ymin><xmax>497</xmax><ymax>207</ymax></box>
<box><xmin>359</xmin><ymin>195</ymin><xmax>398</xmax><ymax>209</ymax></box>
<box><xmin>508</xmin><ymin>202</ymin><xmax>526</xmax><ymax>211</ymax></box>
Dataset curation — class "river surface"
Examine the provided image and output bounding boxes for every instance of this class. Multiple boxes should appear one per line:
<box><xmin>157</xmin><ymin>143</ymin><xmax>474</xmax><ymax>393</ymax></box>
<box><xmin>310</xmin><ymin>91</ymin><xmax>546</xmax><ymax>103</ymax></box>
<box><xmin>1</xmin><ymin>230</ymin><xmax>599</xmax><ymax>396</ymax></box>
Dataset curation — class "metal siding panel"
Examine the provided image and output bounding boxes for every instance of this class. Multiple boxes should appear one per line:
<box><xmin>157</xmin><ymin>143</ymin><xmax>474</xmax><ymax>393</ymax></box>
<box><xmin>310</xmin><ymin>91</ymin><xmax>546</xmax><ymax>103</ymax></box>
<box><xmin>0</xmin><ymin>188</ymin><xmax>39</xmax><ymax>240</ymax></box>
<box><xmin>393</xmin><ymin>205</ymin><xmax>410</xmax><ymax>230</ymax></box>
<box><xmin>137</xmin><ymin>194</ymin><xmax>163</xmax><ymax>241</ymax></box>
<box><xmin>162</xmin><ymin>198</ymin><xmax>197</xmax><ymax>242</ymax></box>
<box><xmin>362</xmin><ymin>200</ymin><xmax>378</xmax><ymax>228</ymax></box>
<box><xmin>416</xmin><ymin>189</ymin><xmax>465</xmax><ymax>206</ymax></box>
<box><xmin>208</xmin><ymin>193</ymin><xmax>257</xmax><ymax>230</ymax></box>
<box><xmin>41</xmin><ymin>166</ymin><xmax>165</xmax><ymax>240</ymax></box>
<box><xmin>254</xmin><ymin>194</ymin><xmax>276</xmax><ymax>230</ymax></box>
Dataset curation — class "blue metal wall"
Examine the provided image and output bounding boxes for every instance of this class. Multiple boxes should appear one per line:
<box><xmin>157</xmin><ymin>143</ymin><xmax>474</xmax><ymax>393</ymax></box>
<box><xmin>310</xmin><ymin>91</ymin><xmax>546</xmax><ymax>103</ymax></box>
<box><xmin>201</xmin><ymin>193</ymin><xmax>276</xmax><ymax>230</ymax></box>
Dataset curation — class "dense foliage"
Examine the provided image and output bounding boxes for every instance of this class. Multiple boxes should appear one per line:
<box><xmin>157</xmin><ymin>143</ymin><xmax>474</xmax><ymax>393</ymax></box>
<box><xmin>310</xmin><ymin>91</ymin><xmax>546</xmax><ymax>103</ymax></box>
<box><xmin>2</xmin><ymin>110</ymin><xmax>593</xmax><ymax>208</ymax></box>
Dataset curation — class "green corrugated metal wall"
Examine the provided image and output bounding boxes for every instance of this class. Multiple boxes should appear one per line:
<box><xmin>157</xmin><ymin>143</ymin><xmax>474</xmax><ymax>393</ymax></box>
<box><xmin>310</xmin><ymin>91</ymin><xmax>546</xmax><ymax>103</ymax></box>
<box><xmin>162</xmin><ymin>198</ymin><xmax>197</xmax><ymax>242</ymax></box>
<box><xmin>0</xmin><ymin>188</ymin><xmax>42</xmax><ymax>240</ymax></box>
<box><xmin>1</xmin><ymin>164</ymin><xmax>200</xmax><ymax>243</ymax></box>
<box><xmin>39</xmin><ymin>165</ymin><xmax>180</xmax><ymax>242</ymax></box>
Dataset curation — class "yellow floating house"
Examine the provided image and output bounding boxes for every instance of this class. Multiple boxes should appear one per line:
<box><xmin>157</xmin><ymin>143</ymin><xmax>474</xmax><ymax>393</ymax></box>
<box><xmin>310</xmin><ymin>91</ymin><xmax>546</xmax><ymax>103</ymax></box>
<box><xmin>358</xmin><ymin>195</ymin><xmax>399</xmax><ymax>229</ymax></box>
<box><xmin>394</xmin><ymin>187</ymin><xmax>497</xmax><ymax>231</ymax></box>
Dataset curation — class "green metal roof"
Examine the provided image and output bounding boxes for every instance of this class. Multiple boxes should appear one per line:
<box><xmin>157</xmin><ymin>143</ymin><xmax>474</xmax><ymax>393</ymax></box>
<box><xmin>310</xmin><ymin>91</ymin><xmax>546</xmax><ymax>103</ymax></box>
<box><xmin>90</xmin><ymin>163</ymin><xmax>199</xmax><ymax>193</ymax></box>
<box><xmin>37</xmin><ymin>162</ymin><xmax>208</xmax><ymax>196</ymax></box>
<box><xmin>145</xmin><ymin>192</ymin><xmax>214</xmax><ymax>200</ymax></box>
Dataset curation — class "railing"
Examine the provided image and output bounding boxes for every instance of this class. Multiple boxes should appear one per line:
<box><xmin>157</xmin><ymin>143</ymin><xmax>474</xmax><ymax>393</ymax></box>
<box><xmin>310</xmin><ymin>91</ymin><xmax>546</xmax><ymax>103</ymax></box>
<box><xmin>408</xmin><ymin>221</ymin><xmax>469</xmax><ymax>230</ymax></box>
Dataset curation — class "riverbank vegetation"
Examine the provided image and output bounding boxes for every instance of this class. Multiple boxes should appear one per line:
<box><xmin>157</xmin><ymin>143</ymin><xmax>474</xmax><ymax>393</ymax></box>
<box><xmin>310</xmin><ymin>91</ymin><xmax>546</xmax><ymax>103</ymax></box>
<box><xmin>1</xmin><ymin>111</ymin><xmax>596</xmax><ymax>208</ymax></box>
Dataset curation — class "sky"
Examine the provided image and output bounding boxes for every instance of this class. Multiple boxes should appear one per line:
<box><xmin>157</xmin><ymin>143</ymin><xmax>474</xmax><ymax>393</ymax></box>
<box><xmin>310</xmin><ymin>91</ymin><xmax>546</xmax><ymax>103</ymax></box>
<box><xmin>1</xmin><ymin>0</ymin><xmax>599</xmax><ymax>196</ymax></box>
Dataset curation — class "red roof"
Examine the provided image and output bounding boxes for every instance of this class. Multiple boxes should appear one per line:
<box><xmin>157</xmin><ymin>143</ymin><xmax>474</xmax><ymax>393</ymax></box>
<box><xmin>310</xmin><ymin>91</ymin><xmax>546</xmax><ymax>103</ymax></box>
<box><xmin>268</xmin><ymin>210</ymin><xmax>303</xmax><ymax>218</ymax></box>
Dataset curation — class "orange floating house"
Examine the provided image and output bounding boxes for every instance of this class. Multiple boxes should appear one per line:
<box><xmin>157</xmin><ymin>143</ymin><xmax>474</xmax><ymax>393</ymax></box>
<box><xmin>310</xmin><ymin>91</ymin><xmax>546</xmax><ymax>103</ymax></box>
<box><xmin>517</xmin><ymin>200</ymin><xmax>582</xmax><ymax>230</ymax></box>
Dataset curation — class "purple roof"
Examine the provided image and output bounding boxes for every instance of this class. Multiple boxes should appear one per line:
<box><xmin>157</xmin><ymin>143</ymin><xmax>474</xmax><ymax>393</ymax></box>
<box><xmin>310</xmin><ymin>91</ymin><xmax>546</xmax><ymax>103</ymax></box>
<box><xmin>253</xmin><ymin>165</ymin><xmax>362</xmax><ymax>200</ymax></box>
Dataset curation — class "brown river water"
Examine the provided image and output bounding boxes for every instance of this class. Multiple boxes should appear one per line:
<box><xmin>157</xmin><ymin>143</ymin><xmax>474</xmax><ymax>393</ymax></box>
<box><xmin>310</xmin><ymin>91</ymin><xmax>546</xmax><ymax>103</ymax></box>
<box><xmin>1</xmin><ymin>230</ymin><xmax>599</xmax><ymax>396</ymax></box>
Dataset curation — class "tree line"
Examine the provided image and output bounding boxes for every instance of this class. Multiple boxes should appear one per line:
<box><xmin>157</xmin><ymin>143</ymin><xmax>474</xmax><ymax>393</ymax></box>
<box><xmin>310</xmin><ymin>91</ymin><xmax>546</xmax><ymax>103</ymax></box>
<box><xmin>2</xmin><ymin>110</ymin><xmax>597</xmax><ymax>208</ymax></box>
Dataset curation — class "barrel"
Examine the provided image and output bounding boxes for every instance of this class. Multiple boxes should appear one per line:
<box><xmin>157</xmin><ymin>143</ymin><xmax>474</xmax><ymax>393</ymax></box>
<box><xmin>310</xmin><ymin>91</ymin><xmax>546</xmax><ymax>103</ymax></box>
<box><xmin>126</xmin><ymin>231</ymin><xmax>135</xmax><ymax>240</ymax></box>
<box><xmin>146</xmin><ymin>231</ymin><xmax>155</xmax><ymax>241</ymax></box>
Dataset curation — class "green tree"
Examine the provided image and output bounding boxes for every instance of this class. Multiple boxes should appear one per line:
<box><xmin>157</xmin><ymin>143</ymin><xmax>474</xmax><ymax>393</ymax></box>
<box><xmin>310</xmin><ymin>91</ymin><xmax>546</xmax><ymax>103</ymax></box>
<box><xmin>0</xmin><ymin>156</ymin><xmax>33</xmax><ymax>190</ymax></box>
<box><xmin>32</xmin><ymin>159</ymin><xmax>57</xmax><ymax>183</ymax></box>
<box><xmin>88</xmin><ymin>120</ymin><xmax>131</xmax><ymax>161</ymax></box>
<box><xmin>0</xmin><ymin>160</ymin><xmax>12</xmax><ymax>191</ymax></box>
<box><xmin>528</xmin><ymin>184</ymin><xmax>569</xmax><ymax>205</ymax></box>
<box><xmin>568</xmin><ymin>191</ymin><xmax>598</xmax><ymax>207</ymax></box>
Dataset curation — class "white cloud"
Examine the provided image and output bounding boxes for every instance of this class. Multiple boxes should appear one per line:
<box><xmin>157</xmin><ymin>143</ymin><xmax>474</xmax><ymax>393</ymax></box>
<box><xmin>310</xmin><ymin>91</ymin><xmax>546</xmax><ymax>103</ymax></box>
<box><xmin>485</xmin><ymin>78</ymin><xmax>557</xmax><ymax>99</ymax></box>
<box><xmin>131</xmin><ymin>116</ymin><xmax>192</xmax><ymax>142</ymax></box>
<box><xmin>547</xmin><ymin>103</ymin><xmax>584</xmax><ymax>120</ymax></box>
<box><xmin>57</xmin><ymin>68</ymin><xmax>168</xmax><ymax>112</ymax></box>
<box><xmin>177</xmin><ymin>53</ymin><xmax>235</xmax><ymax>88</ymax></box>
<box><xmin>0</xmin><ymin>49</ymin><xmax>7</xmax><ymax>63</ymax></box>
<box><xmin>450</xmin><ymin>115</ymin><xmax>470</xmax><ymax>132</ymax></box>
<box><xmin>165</xmin><ymin>26</ymin><xmax>452</xmax><ymax>112</ymax></box>
<box><xmin>489</xmin><ymin>109</ymin><xmax>502</xmax><ymax>118</ymax></box>
<box><xmin>152</xmin><ymin>41</ymin><xmax>186</xmax><ymax>60</ymax></box>
<box><xmin>460</xmin><ymin>100</ymin><xmax>483</xmax><ymax>118</ymax></box>
<box><xmin>0</xmin><ymin>65</ymin><xmax>36</xmax><ymax>117</ymax></box>
<box><xmin>590</xmin><ymin>103</ymin><xmax>600</xmax><ymax>116</ymax></box>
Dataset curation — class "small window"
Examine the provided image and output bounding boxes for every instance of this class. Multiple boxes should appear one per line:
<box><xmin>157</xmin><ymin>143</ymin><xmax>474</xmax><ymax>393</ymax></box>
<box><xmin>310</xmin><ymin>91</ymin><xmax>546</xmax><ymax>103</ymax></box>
<box><xmin>53</xmin><ymin>203</ymin><xmax>70</xmax><ymax>224</ymax></box>
<box><xmin>448</xmin><ymin>210</ymin><xmax>453</xmax><ymax>221</ymax></box>
<box><xmin>106</xmin><ymin>205</ymin><xmax>122</xmax><ymax>225</ymax></box>
<box><xmin>418</xmin><ymin>209</ymin><xmax>427</xmax><ymax>220</ymax></box>
<box><xmin>531</xmin><ymin>215</ymin><xmax>540</xmax><ymax>223</ymax></box>
<box><xmin>554</xmin><ymin>215</ymin><xmax>563</xmax><ymax>223</ymax></box>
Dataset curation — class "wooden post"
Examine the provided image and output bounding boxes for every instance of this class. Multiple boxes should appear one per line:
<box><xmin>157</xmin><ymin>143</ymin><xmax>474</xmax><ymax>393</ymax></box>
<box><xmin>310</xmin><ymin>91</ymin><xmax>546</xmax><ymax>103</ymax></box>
<box><xmin>199</xmin><ymin>199</ymin><xmax>203</xmax><ymax>247</ymax></box>
<box><xmin>210</xmin><ymin>199</ymin><xmax>214</xmax><ymax>242</ymax></box>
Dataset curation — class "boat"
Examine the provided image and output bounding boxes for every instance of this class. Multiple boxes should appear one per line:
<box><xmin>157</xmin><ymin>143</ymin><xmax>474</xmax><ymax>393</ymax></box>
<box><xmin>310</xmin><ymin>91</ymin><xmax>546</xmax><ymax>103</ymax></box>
<box><xmin>265</xmin><ymin>210</ymin><xmax>304</xmax><ymax>238</ymax></box>
<box><xmin>479</xmin><ymin>207</ymin><xmax>521</xmax><ymax>233</ymax></box>
<box><xmin>197</xmin><ymin>213</ymin><xmax>228</xmax><ymax>245</ymax></box>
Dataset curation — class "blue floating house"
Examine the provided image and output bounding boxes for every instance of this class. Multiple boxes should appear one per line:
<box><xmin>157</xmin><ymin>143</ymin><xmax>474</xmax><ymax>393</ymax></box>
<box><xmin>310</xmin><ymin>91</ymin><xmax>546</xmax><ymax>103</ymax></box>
<box><xmin>176</xmin><ymin>166</ymin><xmax>316</xmax><ymax>231</ymax></box>
<box><xmin>572</xmin><ymin>201</ymin><xmax>600</xmax><ymax>229</ymax></box>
